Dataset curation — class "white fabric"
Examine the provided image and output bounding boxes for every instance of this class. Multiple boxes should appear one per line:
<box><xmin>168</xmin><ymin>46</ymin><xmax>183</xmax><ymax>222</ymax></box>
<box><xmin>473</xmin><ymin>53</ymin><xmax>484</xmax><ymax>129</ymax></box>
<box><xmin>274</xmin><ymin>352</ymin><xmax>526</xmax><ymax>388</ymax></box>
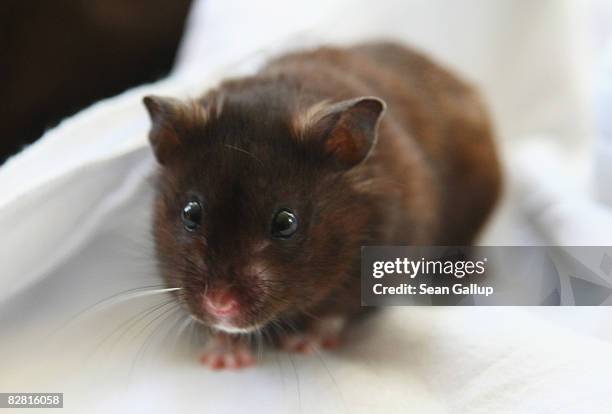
<box><xmin>595</xmin><ymin>37</ymin><xmax>612</xmax><ymax>206</ymax></box>
<box><xmin>2</xmin><ymin>0</ymin><xmax>612</xmax><ymax>413</ymax></box>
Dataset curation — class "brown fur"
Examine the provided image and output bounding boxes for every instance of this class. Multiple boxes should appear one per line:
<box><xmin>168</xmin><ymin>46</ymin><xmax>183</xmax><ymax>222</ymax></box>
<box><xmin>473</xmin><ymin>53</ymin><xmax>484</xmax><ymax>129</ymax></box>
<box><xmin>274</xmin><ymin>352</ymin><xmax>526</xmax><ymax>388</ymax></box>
<box><xmin>145</xmin><ymin>42</ymin><xmax>501</xmax><ymax>334</ymax></box>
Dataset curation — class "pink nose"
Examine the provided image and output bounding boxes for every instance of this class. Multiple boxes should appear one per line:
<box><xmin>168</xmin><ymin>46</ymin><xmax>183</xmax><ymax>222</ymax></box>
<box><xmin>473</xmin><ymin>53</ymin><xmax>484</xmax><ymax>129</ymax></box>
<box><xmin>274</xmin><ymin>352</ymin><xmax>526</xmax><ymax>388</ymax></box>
<box><xmin>203</xmin><ymin>290</ymin><xmax>239</xmax><ymax>318</ymax></box>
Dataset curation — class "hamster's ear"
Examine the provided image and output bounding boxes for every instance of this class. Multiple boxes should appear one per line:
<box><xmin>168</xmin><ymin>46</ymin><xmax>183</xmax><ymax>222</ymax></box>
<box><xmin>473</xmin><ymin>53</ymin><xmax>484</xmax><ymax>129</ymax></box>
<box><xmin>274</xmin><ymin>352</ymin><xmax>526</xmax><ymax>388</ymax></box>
<box><xmin>299</xmin><ymin>97</ymin><xmax>386</xmax><ymax>168</ymax></box>
<box><xmin>143</xmin><ymin>95</ymin><xmax>207</xmax><ymax>165</ymax></box>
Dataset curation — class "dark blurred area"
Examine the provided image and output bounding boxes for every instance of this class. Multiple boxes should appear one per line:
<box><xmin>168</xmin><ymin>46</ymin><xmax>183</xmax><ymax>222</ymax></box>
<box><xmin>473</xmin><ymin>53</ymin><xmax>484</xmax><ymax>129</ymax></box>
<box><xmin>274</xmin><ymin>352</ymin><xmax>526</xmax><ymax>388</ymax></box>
<box><xmin>0</xmin><ymin>0</ymin><xmax>192</xmax><ymax>163</ymax></box>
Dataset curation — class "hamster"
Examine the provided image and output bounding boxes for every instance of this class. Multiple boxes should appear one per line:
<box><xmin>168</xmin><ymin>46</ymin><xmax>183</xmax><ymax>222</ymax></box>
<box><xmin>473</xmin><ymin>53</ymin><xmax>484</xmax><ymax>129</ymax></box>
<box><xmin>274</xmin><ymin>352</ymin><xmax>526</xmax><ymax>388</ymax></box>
<box><xmin>143</xmin><ymin>42</ymin><xmax>501</xmax><ymax>369</ymax></box>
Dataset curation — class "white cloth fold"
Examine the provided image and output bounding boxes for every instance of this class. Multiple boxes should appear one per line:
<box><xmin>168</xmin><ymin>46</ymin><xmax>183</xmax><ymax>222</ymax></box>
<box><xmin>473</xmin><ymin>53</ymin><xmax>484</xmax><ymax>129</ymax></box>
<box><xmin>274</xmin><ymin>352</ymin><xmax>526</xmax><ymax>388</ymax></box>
<box><xmin>2</xmin><ymin>1</ymin><xmax>611</xmax><ymax>413</ymax></box>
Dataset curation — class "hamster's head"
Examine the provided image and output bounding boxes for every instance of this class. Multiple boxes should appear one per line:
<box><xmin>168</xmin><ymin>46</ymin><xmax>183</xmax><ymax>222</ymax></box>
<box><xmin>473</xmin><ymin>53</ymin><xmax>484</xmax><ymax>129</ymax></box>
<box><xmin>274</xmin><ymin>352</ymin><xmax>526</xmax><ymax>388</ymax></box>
<box><xmin>143</xmin><ymin>85</ymin><xmax>385</xmax><ymax>333</ymax></box>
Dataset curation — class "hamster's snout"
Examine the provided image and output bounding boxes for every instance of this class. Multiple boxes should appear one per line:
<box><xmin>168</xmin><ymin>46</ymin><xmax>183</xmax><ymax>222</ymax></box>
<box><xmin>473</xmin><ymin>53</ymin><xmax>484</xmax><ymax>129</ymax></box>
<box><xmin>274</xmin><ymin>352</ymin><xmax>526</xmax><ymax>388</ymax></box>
<box><xmin>203</xmin><ymin>290</ymin><xmax>240</xmax><ymax>319</ymax></box>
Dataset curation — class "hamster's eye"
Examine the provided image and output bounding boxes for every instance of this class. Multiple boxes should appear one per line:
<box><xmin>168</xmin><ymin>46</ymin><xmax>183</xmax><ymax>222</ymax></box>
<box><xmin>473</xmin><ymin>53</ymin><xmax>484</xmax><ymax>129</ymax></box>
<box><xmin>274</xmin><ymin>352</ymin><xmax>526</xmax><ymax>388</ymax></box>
<box><xmin>181</xmin><ymin>200</ymin><xmax>202</xmax><ymax>231</ymax></box>
<box><xmin>271</xmin><ymin>209</ymin><xmax>298</xmax><ymax>239</ymax></box>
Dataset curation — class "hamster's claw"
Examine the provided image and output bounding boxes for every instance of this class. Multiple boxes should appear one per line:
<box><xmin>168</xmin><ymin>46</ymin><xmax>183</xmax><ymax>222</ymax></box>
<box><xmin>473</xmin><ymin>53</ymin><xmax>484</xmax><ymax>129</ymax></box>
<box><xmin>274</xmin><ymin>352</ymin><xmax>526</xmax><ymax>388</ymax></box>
<box><xmin>199</xmin><ymin>337</ymin><xmax>254</xmax><ymax>370</ymax></box>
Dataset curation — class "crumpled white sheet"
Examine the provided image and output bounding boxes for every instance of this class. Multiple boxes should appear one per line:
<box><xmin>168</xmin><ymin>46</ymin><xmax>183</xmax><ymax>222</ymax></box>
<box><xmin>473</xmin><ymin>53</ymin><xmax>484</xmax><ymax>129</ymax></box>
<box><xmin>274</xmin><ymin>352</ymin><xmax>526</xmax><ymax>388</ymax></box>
<box><xmin>2</xmin><ymin>1</ymin><xmax>612</xmax><ymax>413</ymax></box>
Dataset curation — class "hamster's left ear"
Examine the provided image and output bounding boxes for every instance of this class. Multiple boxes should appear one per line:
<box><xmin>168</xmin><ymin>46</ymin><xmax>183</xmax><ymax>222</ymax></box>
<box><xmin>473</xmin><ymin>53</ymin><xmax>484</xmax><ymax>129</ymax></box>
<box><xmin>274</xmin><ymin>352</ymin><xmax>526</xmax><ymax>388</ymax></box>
<box><xmin>297</xmin><ymin>96</ymin><xmax>386</xmax><ymax>168</ymax></box>
<box><xmin>143</xmin><ymin>95</ymin><xmax>207</xmax><ymax>165</ymax></box>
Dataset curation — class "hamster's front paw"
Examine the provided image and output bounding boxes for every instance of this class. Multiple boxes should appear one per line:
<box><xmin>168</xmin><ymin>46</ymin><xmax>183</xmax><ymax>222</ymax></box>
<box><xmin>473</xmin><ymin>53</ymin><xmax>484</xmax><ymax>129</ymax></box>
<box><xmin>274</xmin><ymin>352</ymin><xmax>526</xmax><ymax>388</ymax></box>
<box><xmin>199</xmin><ymin>333</ymin><xmax>254</xmax><ymax>370</ymax></box>
<box><xmin>280</xmin><ymin>316</ymin><xmax>346</xmax><ymax>354</ymax></box>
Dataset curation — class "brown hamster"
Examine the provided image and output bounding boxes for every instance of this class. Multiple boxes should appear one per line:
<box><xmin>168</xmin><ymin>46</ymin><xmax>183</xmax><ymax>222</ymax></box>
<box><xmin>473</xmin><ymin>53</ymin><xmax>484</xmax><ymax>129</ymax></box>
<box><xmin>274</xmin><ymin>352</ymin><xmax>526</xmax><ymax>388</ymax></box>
<box><xmin>143</xmin><ymin>42</ymin><xmax>501</xmax><ymax>369</ymax></box>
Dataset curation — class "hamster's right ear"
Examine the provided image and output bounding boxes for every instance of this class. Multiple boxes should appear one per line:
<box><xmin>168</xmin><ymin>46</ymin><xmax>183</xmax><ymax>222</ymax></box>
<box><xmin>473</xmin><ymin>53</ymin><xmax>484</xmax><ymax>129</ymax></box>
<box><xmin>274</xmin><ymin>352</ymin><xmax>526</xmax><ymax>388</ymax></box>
<box><xmin>295</xmin><ymin>96</ymin><xmax>386</xmax><ymax>168</ymax></box>
<box><xmin>143</xmin><ymin>95</ymin><xmax>207</xmax><ymax>165</ymax></box>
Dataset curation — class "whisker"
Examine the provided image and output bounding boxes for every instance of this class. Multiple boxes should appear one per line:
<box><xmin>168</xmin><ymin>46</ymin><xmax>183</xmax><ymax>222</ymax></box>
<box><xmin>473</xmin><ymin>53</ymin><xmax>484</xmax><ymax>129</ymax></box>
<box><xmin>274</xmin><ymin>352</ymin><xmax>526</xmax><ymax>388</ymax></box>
<box><xmin>287</xmin><ymin>353</ymin><xmax>303</xmax><ymax>413</ymax></box>
<box><xmin>88</xmin><ymin>298</ymin><xmax>177</xmax><ymax>360</ymax></box>
<box><xmin>312</xmin><ymin>348</ymin><xmax>348</xmax><ymax>413</ymax></box>
<box><xmin>188</xmin><ymin>317</ymin><xmax>198</xmax><ymax>351</ymax></box>
<box><xmin>137</xmin><ymin>305</ymin><xmax>183</xmax><ymax>363</ymax></box>
<box><xmin>173</xmin><ymin>314</ymin><xmax>195</xmax><ymax>355</ymax></box>
<box><xmin>224</xmin><ymin>144</ymin><xmax>263</xmax><ymax>165</ymax></box>
<box><xmin>157</xmin><ymin>309</ymin><xmax>187</xmax><ymax>353</ymax></box>
<box><xmin>268</xmin><ymin>322</ymin><xmax>289</xmax><ymax>395</ymax></box>
<box><xmin>49</xmin><ymin>286</ymin><xmax>182</xmax><ymax>339</ymax></box>
<box><xmin>129</xmin><ymin>302</ymin><xmax>182</xmax><ymax>379</ymax></box>
<box><xmin>94</xmin><ymin>299</ymin><xmax>175</xmax><ymax>360</ymax></box>
<box><xmin>127</xmin><ymin>300</ymin><xmax>179</xmax><ymax>348</ymax></box>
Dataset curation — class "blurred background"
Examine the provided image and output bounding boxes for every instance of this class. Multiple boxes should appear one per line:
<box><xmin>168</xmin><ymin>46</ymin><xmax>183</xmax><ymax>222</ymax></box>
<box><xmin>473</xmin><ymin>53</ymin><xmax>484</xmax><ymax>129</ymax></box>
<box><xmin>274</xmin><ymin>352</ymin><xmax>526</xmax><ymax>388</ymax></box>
<box><xmin>2</xmin><ymin>1</ymin><xmax>612</xmax><ymax>413</ymax></box>
<box><xmin>0</xmin><ymin>0</ymin><xmax>192</xmax><ymax>163</ymax></box>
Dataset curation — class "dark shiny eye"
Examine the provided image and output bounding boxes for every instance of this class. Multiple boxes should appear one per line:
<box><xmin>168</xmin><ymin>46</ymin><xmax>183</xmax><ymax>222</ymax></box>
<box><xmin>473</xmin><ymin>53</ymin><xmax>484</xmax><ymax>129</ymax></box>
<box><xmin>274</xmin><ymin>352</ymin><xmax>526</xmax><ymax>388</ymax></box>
<box><xmin>271</xmin><ymin>209</ymin><xmax>298</xmax><ymax>239</ymax></box>
<box><xmin>181</xmin><ymin>200</ymin><xmax>202</xmax><ymax>231</ymax></box>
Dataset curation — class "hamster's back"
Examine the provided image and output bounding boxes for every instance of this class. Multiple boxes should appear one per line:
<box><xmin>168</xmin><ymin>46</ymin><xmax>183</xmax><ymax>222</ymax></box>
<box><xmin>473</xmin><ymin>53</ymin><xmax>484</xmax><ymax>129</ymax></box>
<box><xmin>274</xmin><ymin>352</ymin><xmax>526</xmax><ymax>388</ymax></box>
<box><xmin>352</xmin><ymin>42</ymin><xmax>501</xmax><ymax>244</ymax></box>
<box><xmin>263</xmin><ymin>42</ymin><xmax>501</xmax><ymax>244</ymax></box>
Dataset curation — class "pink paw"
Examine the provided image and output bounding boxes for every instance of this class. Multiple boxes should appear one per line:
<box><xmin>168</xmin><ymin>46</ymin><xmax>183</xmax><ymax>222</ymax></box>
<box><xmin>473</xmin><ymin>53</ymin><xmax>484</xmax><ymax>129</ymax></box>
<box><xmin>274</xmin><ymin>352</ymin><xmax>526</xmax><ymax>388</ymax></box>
<box><xmin>281</xmin><ymin>332</ymin><xmax>340</xmax><ymax>354</ymax></box>
<box><xmin>281</xmin><ymin>316</ymin><xmax>345</xmax><ymax>354</ymax></box>
<box><xmin>199</xmin><ymin>339</ymin><xmax>254</xmax><ymax>370</ymax></box>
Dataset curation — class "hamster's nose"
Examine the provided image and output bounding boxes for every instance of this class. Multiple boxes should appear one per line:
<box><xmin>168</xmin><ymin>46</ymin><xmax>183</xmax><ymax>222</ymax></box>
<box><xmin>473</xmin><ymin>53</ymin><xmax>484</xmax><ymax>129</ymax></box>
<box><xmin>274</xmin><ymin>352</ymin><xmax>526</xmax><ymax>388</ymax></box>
<box><xmin>203</xmin><ymin>290</ymin><xmax>239</xmax><ymax>318</ymax></box>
